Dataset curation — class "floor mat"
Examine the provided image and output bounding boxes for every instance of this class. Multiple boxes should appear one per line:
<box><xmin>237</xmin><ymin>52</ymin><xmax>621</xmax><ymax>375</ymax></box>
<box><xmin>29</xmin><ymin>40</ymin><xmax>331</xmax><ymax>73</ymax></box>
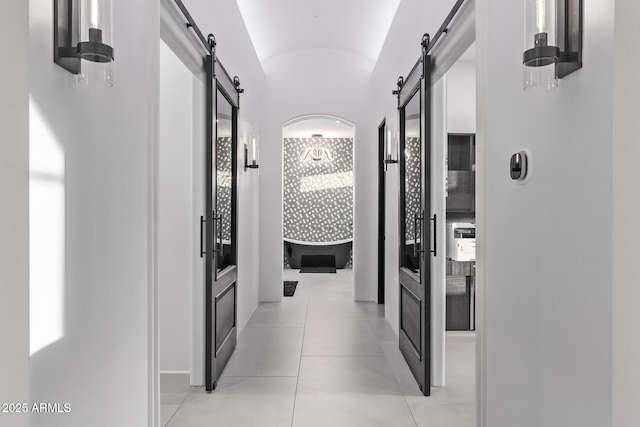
<box><xmin>300</xmin><ymin>254</ymin><xmax>336</xmax><ymax>268</ymax></box>
<box><xmin>284</xmin><ymin>281</ymin><xmax>298</xmax><ymax>296</ymax></box>
<box><xmin>300</xmin><ymin>267</ymin><xmax>337</xmax><ymax>274</ymax></box>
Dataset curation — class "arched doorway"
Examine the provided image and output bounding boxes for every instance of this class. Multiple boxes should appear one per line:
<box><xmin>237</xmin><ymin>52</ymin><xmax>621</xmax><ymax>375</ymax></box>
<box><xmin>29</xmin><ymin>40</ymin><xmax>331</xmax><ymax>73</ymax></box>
<box><xmin>282</xmin><ymin>115</ymin><xmax>356</xmax><ymax>287</ymax></box>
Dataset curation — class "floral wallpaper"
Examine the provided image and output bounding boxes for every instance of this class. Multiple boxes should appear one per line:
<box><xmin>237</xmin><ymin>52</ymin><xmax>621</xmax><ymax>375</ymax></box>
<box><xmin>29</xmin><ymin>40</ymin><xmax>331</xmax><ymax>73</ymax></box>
<box><xmin>404</xmin><ymin>137</ymin><xmax>422</xmax><ymax>243</ymax></box>
<box><xmin>216</xmin><ymin>137</ymin><xmax>232</xmax><ymax>242</ymax></box>
<box><xmin>283</xmin><ymin>137</ymin><xmax>353</xmax><ymax>243</ymax></box>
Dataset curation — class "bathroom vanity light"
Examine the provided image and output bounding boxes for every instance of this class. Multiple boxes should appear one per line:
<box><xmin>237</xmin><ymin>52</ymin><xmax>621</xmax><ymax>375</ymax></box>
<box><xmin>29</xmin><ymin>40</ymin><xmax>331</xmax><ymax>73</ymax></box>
<box><xmin>244</xmin><ymin>138</ymin><xmax>259</xmax><ymax>171</ymax></box>
<box><xmin>54</xmin><ymin>0</ymin><xmax>115</xmax><ymax>87</ymax></box>
<box><xmin>523</xmin><ymin>0</ymin><xmax>582</xmax><ymax>91</ymax></box>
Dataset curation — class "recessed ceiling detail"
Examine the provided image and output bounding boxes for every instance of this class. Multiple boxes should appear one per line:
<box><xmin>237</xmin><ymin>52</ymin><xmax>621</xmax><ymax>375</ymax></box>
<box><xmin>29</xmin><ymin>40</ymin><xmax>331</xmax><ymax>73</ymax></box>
<box><xmin>236</xmin><ymin>0</ymin><xmax>402</xmax><ymax>64</ymax></box>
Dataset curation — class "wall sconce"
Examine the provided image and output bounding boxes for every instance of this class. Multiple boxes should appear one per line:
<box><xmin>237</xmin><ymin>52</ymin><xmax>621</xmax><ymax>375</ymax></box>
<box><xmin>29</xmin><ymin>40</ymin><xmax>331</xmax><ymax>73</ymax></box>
<box><xmin>244</xmin><ymin>138</ymin><xmax>259</xmax><ymax>171</ymax></box>
<box><xmin>384</xmin><ymin>128</ymin><xmax>398</xmax><ymax>171</ymax></box>
<box><xmin>54</xmin><ymin>0</ymin><xmax>115</xmax><ymax>87</ymax></box>
<box><xmin>523</xmin><ymin>0</ymin><xmax>582</xmax><ymax>91</ymax></box>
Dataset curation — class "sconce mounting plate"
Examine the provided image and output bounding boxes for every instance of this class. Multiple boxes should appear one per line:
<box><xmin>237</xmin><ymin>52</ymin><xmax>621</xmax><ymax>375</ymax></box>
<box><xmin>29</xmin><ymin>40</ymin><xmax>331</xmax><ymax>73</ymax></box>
<box><xmin>54</xmin><ymin>0</ymin><xmax>80</xmax><ymax>74</ymax></box>
<box><xmin>556</xmin><ymin>0</ymin><xmax>583</xmax><ymax>78</ymax></box>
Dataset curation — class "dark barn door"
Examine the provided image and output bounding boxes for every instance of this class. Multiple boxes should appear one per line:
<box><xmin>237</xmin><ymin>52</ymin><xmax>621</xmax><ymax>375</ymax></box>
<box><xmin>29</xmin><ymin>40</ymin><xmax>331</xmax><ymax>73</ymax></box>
<box><xmin>205</xmin><ymin>54</ymin><xmax>240</xmax><ymax>391</ymax></box>
<box><xmin>397</xmin><ymin>47</ymin><xmax>433</xmax><ymax>395</ymax></box>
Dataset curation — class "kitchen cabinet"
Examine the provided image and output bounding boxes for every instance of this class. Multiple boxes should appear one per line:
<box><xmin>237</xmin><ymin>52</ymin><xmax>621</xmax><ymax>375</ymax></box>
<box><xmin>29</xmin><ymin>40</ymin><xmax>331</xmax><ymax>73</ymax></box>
<box><xmin>447</xmin><ymin>134</ymin><xmax>475</xmax><ymax>214</ymax></box>
<box><xmin>446</xmin><ymin>260</ymin><xmax>475</xmax><ymax>331</ymax></box>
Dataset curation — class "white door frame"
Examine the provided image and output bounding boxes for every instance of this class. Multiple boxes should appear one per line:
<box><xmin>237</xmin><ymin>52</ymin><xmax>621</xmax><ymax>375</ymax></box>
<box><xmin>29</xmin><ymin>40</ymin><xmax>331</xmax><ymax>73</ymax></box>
<box><xmin>149</xmin><ymin>1</ymin><xmax>212</xmax><ymax>425</ymax></box>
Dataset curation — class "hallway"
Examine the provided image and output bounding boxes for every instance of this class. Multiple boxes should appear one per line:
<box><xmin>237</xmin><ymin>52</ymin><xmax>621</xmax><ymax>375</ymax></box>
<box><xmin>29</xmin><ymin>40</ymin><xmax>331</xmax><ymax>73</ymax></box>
<box><xmin>161</xmin><ymin>270</ymin><xmax>475</xmax><ymax>427</ymax></box>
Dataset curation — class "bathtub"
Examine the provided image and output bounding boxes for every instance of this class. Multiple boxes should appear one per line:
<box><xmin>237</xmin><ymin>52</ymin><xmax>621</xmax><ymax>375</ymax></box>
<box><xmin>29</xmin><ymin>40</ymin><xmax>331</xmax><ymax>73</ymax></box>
<box><xmin>283</xmin><ymin>239</ymin><xmax>353</xmax><ymax>269</ymax></box>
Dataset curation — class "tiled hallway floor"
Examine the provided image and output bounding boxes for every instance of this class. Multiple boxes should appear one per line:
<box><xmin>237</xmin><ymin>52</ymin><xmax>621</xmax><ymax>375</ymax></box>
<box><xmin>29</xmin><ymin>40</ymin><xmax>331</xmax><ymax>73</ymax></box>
<box><xmin>161</xmin><ymin>269</ymin><xmax>475</xmax><ymax>427</ymax></box>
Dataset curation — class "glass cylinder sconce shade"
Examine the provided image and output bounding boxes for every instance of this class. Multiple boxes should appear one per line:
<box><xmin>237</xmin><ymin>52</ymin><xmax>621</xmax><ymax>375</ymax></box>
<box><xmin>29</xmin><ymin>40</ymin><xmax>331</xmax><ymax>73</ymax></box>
<box><xmin>54</xmin><ymin>0</ymin><xmax>115</xmax><ymax>87</ymax></box>
<box><xmin>523</xmin><ymin>0</ymin><xmax>560</xmax><ymax>91</ymax></box>
<box><xmin>244</xmin><ymin>137</ymin><xmax>259</xmax><ymax>171</ymax></box>
<box><xmin>384</xmin><ymin>128</ymin><xmax>398</xmax><ymax>166</ymax></box>
<box><xmin>78</xmin><ymin>0</ymin><xmax>113</xmax><ymax>86</ymax></box>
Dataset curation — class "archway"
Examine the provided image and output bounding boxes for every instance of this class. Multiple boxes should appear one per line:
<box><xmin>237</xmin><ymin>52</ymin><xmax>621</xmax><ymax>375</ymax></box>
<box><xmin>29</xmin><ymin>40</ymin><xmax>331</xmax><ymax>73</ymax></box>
<box><xmin>282</xmin><ymin>115</ymin><xmax>356</xmax><ymax>287</ymax></box>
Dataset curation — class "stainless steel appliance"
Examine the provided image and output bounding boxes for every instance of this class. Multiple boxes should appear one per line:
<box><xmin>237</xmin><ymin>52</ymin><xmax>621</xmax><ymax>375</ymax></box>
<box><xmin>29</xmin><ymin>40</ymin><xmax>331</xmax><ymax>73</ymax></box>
<box><xmin>446</xmin><ymin>222</ymin><xmax>476</xmax><ymax>261</ymax></box>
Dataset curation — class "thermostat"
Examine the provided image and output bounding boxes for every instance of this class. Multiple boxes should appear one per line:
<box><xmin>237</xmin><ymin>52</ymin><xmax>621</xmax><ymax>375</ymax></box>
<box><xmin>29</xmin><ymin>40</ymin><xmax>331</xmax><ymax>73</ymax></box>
<box><xmin>510</xmin><ymin>151</ymin><xmax>528</xmax><ymax>180</ymax></box>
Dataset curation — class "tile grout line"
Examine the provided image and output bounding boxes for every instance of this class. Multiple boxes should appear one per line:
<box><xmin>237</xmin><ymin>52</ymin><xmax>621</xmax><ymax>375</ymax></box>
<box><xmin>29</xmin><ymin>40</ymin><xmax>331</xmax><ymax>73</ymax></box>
<box><xmin>398</xmin><ymin>374</ymin><xmax>421</xmax><ymax>427</ymax></box>
<box><xmin>359</xmin><ymin>303</ymin><xmax>389</xmax><ymax>357</ymax></box>
<box><xmin>218</xmin><ymin>375</ymin><xmax>300</xmax><ymax>378</ymax></box>
<box><xmin>160</xmin><ymin>375</ymin><xmax>195</xmax><ymax>427</ymax></box>
<box><xmin>359</xmin><ymin>305</ymin><xmax>420</xmax><ymax>427</ymax></box>
<box><xmin>298</xmin><ymin>354</ymin><xmax>388</xmax><ymax>358</ymax></box>
<box><xmin>289</xmin><ymin>274</ymin><xmax>312</xmax><ymax>427</ymax></box>
<box><xmin>381</xmin><ymin>343</ymin><xmax>420</xmax><ymax>426</ymax></box>
<box><xmin>165</xmin><ymin>392</ymin><xmax>191</xmax><ymax>427</ymax></box>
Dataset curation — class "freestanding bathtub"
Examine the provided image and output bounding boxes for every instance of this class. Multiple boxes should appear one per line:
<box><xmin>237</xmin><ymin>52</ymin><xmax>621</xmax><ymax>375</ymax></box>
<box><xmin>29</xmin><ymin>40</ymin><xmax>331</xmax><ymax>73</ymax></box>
<box><xmin>284</xmin><ymin>239</ymin><xmax>353</xmax><ymax>269</ymax></box>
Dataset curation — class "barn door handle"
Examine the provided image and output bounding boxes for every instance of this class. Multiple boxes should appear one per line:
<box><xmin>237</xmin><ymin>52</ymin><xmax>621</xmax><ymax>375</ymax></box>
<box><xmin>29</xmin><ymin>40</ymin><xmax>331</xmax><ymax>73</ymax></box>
<box><xmin>200</xmin><ymin>215</ymin><xmax>205</xmax><ymax>258</ymax></box>
<box><xmin>430</xmin><ymin>214</ymin><xmax>437</xmax><ymax>257</ymax></box>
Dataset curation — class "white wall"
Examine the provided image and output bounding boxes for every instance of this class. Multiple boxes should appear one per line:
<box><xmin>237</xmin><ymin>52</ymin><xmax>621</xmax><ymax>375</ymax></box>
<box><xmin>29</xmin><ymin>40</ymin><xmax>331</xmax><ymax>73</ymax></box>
<box><xmin>236</xmin><ymin>120</ymin><xmax>261</xmax><ymax>331</ymax></box>
<box><xmin>446</xmin><ymin>59</ymin><xmax>476</xmax><ymax>134</ymax></box>
<box><xmin>159</xmin><ymin>41</ymin><xmax>194</xmax><ymax>373</ymax></box>
<box><xmin>0</xmin><ymin>1</ymin><xmax>29</xmax><ymax>426</ymax></box>
<box><xmin>384</xmin><ymin>131</ymin><xmax>400</xmax><ymax>336</ymax></box>
<box><xmin>27</xmin><ymin>0</ymin><xmax>158</xmax><ymax>425</ymax></box>
<box><xmin>259</xmin><ymin>48</ymin><xmax>376</xmax><ymax>302</ymax></box>
<box><xmin>476</xmin><ymin>0</ymin><xmax>615</xmax><ymax>425</ymax></box>
<box><xmin>22</xmin><ymin>0</ymin><xmax>261</xmax><ymax>423</ymax></box>
<box><xmin>612</xmin><ymin>0</ymin><xmax>640</xmax><ymax>425</ymax></box>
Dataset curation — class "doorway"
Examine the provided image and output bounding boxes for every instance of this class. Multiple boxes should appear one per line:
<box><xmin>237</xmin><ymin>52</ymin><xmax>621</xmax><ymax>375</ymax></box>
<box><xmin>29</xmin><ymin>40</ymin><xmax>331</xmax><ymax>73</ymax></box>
<box><xmin>388</xmin><ymin>0</ymin><xmax>476</xmax><ymax>404</ymax></box>
<box><xmin>378</xmin><ymin>120</ymin><xmax>386</xmax><ymax>304</ymax></box>
<box><xmin>443</xmin><ymin>44</ymin><xmax>477</xmax><ymax>335</ymax></box>
<box><xmin>281</xmin><ymin>115</ymin><xmax>355</xmax><ymax>287</ymax></box>
<box><xmin>156</xmin><ymin>2</ymin><xmax>244</xmax><ymax>423</ymax></box>
<box><xmin>157</xmin><ymin>35</ymin><xmax>207</xmax><ymax>424</ymax></box>
<box><xmin>439</xmin><ymin>41</ymin><xmax>478</xmax><ymax>417</ymax></box>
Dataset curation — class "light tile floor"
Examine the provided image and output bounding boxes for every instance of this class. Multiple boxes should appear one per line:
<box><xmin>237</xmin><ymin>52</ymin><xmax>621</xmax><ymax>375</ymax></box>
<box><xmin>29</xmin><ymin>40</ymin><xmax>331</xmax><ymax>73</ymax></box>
<box><xmin>161</xmin><ymin>269</ymin><xmax>476</xmax><ymax>427</ymax></box>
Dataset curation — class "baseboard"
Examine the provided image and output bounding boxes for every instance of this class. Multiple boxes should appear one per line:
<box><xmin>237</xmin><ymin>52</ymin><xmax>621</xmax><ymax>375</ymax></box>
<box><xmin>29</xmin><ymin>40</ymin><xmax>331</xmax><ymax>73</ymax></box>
<box><xmin>445</xmin><ymin>331</ymin><xmax>476</xmax><ymax>337</ymax></box>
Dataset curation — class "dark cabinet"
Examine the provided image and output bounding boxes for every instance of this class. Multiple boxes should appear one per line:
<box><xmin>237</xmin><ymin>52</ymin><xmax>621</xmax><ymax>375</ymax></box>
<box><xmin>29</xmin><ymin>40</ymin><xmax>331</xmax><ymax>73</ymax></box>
<box><xmin>447</xmin><ymin>134</ymin><xmax>475</xmax><ymax>214</ymax></box>
<box><xmin>445</xmin><ymin>260</ymin><xmax>475</xmax><ymax>331</ymax></box>
<box><xmin>447</xmin><ymin>171</ymin><xmax>475</xmax><ymax>213</ymax></box>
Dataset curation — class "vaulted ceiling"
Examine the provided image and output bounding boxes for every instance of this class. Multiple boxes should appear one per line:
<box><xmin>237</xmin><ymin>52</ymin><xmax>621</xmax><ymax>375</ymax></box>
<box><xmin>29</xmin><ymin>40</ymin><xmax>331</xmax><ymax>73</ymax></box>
<box><xmin>236</xmin><ymin>0</ymin><xmax>402</xmax><ymax>65</ymax></box>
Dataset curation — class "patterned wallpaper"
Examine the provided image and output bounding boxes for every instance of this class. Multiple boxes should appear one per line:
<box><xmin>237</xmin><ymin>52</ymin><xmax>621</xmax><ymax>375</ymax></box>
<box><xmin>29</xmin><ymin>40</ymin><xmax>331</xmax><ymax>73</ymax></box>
<box><xmin>216</xmin><ymin>137</ymin><xmax>232</xmax><ymax>242</ymax></box>
<box><xmin>283</xmin><ymin>138</ymin><xmax>353</xmax><ymax>243</ymax></box>
<box><xmin>404</xmin><ymin>137</ymin><xmax>422</xmax><ymax>243</ymax></box>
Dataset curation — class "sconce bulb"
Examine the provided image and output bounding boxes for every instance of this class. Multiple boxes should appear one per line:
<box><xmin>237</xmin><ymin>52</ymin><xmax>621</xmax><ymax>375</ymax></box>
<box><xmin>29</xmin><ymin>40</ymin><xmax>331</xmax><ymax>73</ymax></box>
<box><xmin>386</xmin><ymin>129</ymin><xmax>391</xmax><ymax>157</ymax></box>
<box><xmin>252</xmin><ymin>138</ymin><xmax>257</xmax><ymax>161</ymax></box>
<box><xmin>536</xmin><ymin>0</ymin><xmax>545</xmax><ymax>33</ymax></box>
<box><xmin>90</xmin><ymin>0</ymin><xmax>100</xmax><ymax>28</ymax></box>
